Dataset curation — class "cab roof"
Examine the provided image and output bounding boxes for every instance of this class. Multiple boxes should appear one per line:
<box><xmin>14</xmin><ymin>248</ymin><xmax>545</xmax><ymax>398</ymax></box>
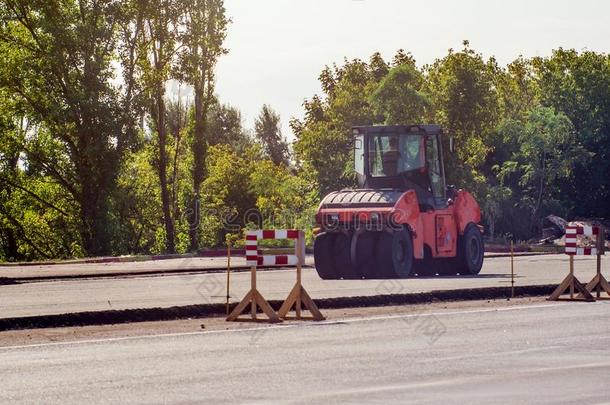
<box><xmin>352</xmin><ymin>124</ymin><xmax>443</xmax><ymax>135</ymax></box>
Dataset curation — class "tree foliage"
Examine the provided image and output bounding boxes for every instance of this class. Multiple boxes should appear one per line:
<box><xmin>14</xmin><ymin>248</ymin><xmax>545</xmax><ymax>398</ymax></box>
<box><xmin>491</xmin><ymin>107</ymin><xmax>586</xmax><ymax>236</ymax></box>
<box><xmin>177</xmin><ymin>0</ymin><xmax>229</xmax><ymax>251</ymax></box>
<box><xmin>0</xmin><ymin>0</ymin><xmax>140</xmax><ymax>256</ymax></box>
<box><xmin>2</xmin><ymin>11</ymin><xmax>610</xmax><ymax>261</ymax></box>
<box><xmin>291</xmin><ymin>53</ymin><xmax>386</xmax><ymax>195</ymax></box>
<box><xmin>254</xmin><ymin>104</ymin><xmax>289</xmax><ymax>166</ymax></box>
<box><xmin>533</xmin><ymin>49</ymin><xmax>610</xmax><ymax>218</ymax></box>
<box><xmin>137</xmin><ymin>0</ymin><xmax>183</xmax><ymax>253</ymax></box>
<box><xmin>370</xmin><ymin>61</ymin><xmax>428</xmax><ymax>125</ymax></box>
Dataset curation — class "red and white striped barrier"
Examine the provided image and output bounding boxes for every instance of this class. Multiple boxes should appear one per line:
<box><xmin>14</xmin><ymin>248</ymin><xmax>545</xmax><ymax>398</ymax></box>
<box><xmin>229</xmin><ymin>228</ymin><xmax>323</xmax><ymax>322</ymax></box>
<box><xmin>549</xmin><ymin>225</ymin><xmax>608</xmax><ymax>301</ymax></box>
<box><xmin>565</xmin><ymin>225</ymin><xmax>603</xmax><ymax>256</ymax></box>
<box><xmin>245</xmin><ymin>229</ymin><xmax>302</xmax><ymax>267</ymax></box>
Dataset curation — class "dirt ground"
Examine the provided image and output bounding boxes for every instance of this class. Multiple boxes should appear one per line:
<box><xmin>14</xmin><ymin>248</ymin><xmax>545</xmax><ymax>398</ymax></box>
<box><xmin>0</xmin><ymin>296</ymin><xmax>550</xmax><ymax>347</ymax></box>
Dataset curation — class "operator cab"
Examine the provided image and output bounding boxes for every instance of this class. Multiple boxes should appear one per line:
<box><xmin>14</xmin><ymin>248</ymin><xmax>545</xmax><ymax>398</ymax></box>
<box><xmin>353</xmin><ymin>125</ymin><xmax>448</xmax><ymax>210</ymax></box>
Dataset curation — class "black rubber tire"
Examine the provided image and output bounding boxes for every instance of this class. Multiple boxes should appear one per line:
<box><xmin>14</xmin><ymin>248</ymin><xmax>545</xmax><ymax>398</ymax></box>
<box><xmin>376</xmin><ymin>232</ymin><xmax>395</xmax><ymax>278</ymax></box>
<box><xmin>313</xmin><ymin>232</ymin><xmax>337</xmax><ymax>279</ymax></box>
<box><xmin>457</xmin><ymin>223</ymin><xmax>484</xmax><ymax>275</ymax></box>
<box><xmin>333</xmin><ymin>232</ymin><xmax>361</xmax><ymax>279</ymax></box>
<box><xmin>355</xmin><ymin>231</ymin><xmax>380</xmax><ymax>279</ymax></box>
<box><xmin>377</xmin><ymin>228</ymin><xmax>414</xmax><ymax>278</ymax></box>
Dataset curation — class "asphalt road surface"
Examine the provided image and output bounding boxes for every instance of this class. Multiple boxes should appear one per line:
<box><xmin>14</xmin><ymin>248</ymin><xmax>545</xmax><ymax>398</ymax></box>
<box><xmin>0</xmin><ymin>300</ymin><xmax>609</xmax><ymax>404</ymax></box>
<box><xmin>1</xmin><ymin>254</ymin><xmax>608</xmax><ymax>318</ymax></box>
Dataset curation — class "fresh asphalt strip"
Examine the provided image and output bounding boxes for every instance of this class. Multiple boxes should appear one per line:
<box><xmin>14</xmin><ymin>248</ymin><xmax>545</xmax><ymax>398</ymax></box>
<box><xmin>0</xmin><ymin>253</ymin><xmax>557</xmax><ymax>284</ymax></box>
<box><xmin>0</xmin><ymin>284</ymin><xmax>558</xmax><ymax>331</ymax></box>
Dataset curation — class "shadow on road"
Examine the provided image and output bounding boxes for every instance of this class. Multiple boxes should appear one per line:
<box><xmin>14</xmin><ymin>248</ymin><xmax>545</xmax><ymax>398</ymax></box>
<box><xmin>410</xmin><ymin>273</ymin><xmax>523</xmax><ymax>279</ymax></box>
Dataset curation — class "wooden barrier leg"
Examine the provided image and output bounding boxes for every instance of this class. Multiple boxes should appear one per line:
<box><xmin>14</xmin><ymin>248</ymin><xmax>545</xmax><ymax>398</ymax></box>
<box><xmin>583</xmin><ymin>254</ymin><xmax>610</xmax><ymax>299</ymax></box>
<box><xmin>226</xmin><ymin>242</ymin><xmax>231</xmax><ymax>316</ymax></box>
<box><xmin>548</xmin><ymin>272</ymin><xmax>573</xmax><ymax>301</ymax></box>
<box><xmin>548</xmin><ymin>256</ymin><xmax>594</xmax><ymax>301</ymax></box>
<box><xmin>277</xmin><ymin>274</ymin><xmax>326</xmax><ymax>321</ymax></box>
<box><xmin>580</xmin><ymin>225</ymin><xmax>608</xmax><ymax>299</ymax></box>
<box><xmin>226</xmin><ymin>290</ymin><xmax>254</xmax><ymax>321</ymax></box>
<box><xmin>278</xmin><ymin>283</ymin><xmax>300</xmax><ymax>318</ymax></box>
<box><xmin>296</xmin><ymin>261</ymin><xmax>302</xmax><ymax>318</ymax></box>
<box><xmin>251</xmin><ymin>266</ymin><xmax>257</xmax><ymax>320</ymax></box>
<box><xmin>277</xmin><ymin>233</ymin><xmax>325</xmax><ymax>321</ymax></box>
<box><xmin>277</xmin><ymin>284</ymin><xmax>325</xmax><ymax>321</ymax></box>
<box><xmin>299</xmin><ymin>287</ymin><xmax>325</xmax><ymax>320</ymax></box>
<box><xmin>597</xmin><ymin>254</ymin><xmax>601</xmax><ymax>298</ymax></box>
<box><xmin>254</xmin><ymin>290</ymin><xmax>281</xmax><ymax>320</ymax></box>
<box><xmin>226</xmin><ymin>266</ymin><xmax>281</xmax><ymax>323</ymax></box>
<box><xmin>569</xmin><ymin>256</ymin><xmax>574</xmax><ymax>299</ymax></box>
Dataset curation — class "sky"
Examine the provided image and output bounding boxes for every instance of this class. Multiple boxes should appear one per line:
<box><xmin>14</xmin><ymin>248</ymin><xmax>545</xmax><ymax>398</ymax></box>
<box><xmin>176</xmin><ymin>0</ymin><xmax>610</xmax><ymax>141</ymax></box>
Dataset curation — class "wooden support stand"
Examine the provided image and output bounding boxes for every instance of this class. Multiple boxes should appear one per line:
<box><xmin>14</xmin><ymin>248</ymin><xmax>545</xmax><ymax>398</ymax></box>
<box><xmin>227</xmin><ymin>229</ymin><xmax>324</xmax><ymax>322</ymax></box>
<box><xmin>226</xmin><ymin>265</ymin><xmax>281</xmax><ymax>323</ymax></box>
<box><xmin>548</xmin><ymin>255</ymin><xmax>594</xmax><ymax>301</ymax></box>
<box><xmin>277</xmin><ymin>233</ymin><xmax>325</xmax><ymax>321</ymax></box>
<box><xmin>582</xmin><ymin>232</ymin><xmax>610</xmax><ymax>299</ymax></box>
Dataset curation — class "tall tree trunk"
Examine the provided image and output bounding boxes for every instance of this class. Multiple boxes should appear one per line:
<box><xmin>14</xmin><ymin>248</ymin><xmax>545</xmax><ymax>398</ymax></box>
<box><xmin>181</xmin><ymin>0</ymin><xmax>227</xmax><ymax>251</ymax></box>
<box><xmin>157</xmin><ymin>90</ymin><xmax>176</xmax><ymax>253</ymax></box>
<box><xmin>0</xmin><ymin>153</ymin><xmax>23</xmax><ymax>261</ymax></box>
<box><xmin>146</xmin><ymin>13</ymin><xmax>176</xmax><ymax>254</ymax></box>
<box><xmin>4</xmin><ymin>228</ymin><xmax>20</xmax><ymax>261</ymax></box>
<box><xmin>190</xmin><ymin>84</ymin><xmax>206</xmax><ymax>251</ymax></box>
<box><xmin>79</xmin><ymin>172</ymin><xmax>111</xmax><ymax>257</ymax></box>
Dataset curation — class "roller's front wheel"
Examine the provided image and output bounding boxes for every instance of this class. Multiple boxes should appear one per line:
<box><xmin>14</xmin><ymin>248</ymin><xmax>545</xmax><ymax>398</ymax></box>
<box><xmin>313</xmin><ymin>232</ymin><xmax>337</xmax><ymax>279</ymax></box>
<box><xmin>355</xmin><ymin>231</ymin><xmax>385</xmax><ymax>279</ymax></box>
<box><xmin>333</xmin><ymin>232</ymin><xmax>361</xmax><ymax>279</ymax></box>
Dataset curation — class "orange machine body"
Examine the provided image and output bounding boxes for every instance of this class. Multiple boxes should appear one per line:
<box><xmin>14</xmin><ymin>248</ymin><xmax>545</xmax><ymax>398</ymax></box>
<box><xmin>315</xmin><ymin>189</ymin><xmax>481</xmax><ymax>260</ymax></box>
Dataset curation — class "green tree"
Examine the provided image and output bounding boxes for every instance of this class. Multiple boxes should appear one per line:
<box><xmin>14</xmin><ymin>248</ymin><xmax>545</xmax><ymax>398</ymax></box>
<box><xmin>249</xmin><ymin>159</ymin><xmax>318</xmax><ymax>243</ymax></box>
<box><xmin>199</xmin><ymin>144</ymin><xmax>256</xmax><ymax>246</ymax></box>
<box><xmin>0</xmin><ymin>0</ymin><xmax>140</xmax><ymax>256</ymax></box>
<box><xmin>480</xmin><ymin>184</ymin><xmax>512</xmax><ymax>240</ymax></box>
<box><xmin>292</xmin><ymin>52</ymin><xmax>392</xmax><ymax>195</ymax></box>
<box><xmin>0</xmin><ymin>95</ymin><xmax>83</xmax><ymax>260</ymax></box>
<box><xmin>137</xmin><ymin>0</ymin><xmax>183</xmax><ymax>253</ymax></box>
<box><xmin>113</xmin><ymin>98</ymin><xmax>193</xmax><ymax>255</ymax></box>
<box><xmin>207</xmin><ymin>101</ymin><xmax>252</xmax><ymax>152</ymax></box>
<box><xmin>254</xmin><ymin>104</ymin><xmax>289</xmax><ymax>166</ymax></box>
<box><xmin>532</xmin><ymin>49</ymin><xmax>610</xmax><ymax>218</ymax></box>
<box><xmin>166</xmin><ymin>98</ymin><xmax>192</xmax><ymax>228</ymax></box>
<box><xmin>494</xmin><ymin>56</ymin><xmax>539</xmax><ymax>121</ymax></box>
<box><xmin>0</xmin><ymin>93</ymin><xmax>23</xmax><ymax>260</ymax></box>
<box><xmin>425</xmin><ymin>41</ymin><xmax>499</xmax><ymax>192</ymax></box>
<box><xmin>113</xmin><ymin>142</ymin><xmax>162</xmax><ymax>255</ymax></box>
<box><xmin>370</xmin><ymin>62</ymin><xmax>429</xmax><ymax>124</ymax></box>
<box><xmin>495</xmin><ymin>107</ymin><xmax>586</xmax><ymax>232</ymax></box>
<box><xmin>177</xmin><ymin>0</ymin><xmax>229</xmax><ymax>251</ymax></box>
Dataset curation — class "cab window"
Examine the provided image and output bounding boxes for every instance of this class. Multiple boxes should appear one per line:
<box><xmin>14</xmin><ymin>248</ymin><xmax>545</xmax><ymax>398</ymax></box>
<box><xmin>368</xmin><ymin>134</ymin><xmax>424</xmax><ymax>177</ymax></box>
<box><xmin>354</xmin><ymin>135</ymin><xmax>364</xmax><ymax>175</ymax></box>
<box><xmin>425</xmin><ymin>135</ymin><xmax>445</xmax><ymax>202</ymax></box>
